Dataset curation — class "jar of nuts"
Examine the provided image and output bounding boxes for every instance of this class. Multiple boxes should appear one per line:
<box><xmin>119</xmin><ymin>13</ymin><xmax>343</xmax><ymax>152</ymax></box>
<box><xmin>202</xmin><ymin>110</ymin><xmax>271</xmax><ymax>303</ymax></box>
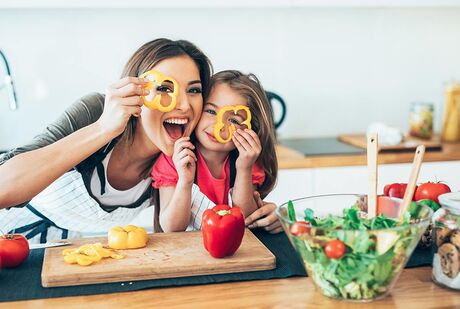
<box><xmin>432</xmin><ymin>192</ymin><xmax>460</xmax><ymax>289</ymax></box>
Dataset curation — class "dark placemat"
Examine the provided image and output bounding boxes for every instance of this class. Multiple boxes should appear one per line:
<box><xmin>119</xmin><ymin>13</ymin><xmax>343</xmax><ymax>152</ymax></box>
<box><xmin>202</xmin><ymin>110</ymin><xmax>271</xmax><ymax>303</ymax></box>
<box><xmin>406</xmin><ymin>245</ymin><xmax>434</xmax><ymax>268</ymax></box>
<box><xmin>0</xmin><ymin>229</ymin><xmax>433</xmax><ymax>302</ymax></box>
<box><xmin>0</xmin><ymin>229</ymin><xmax>305</xmax><ymax>302</ymax></box>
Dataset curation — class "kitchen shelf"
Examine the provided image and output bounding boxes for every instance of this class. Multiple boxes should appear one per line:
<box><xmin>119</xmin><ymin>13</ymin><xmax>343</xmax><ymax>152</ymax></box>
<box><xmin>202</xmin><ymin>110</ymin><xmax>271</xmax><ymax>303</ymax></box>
<box><xmin>2</xmin><ymin>0</ymin><xmax>460</xmax><ymax>9</ymax></box>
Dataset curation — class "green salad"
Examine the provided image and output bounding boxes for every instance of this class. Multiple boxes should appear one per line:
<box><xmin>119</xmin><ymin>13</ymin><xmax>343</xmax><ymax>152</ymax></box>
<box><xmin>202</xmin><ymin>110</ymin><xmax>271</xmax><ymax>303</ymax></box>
<box><xmin>287</xmin><ymin>201</ymin><xmax>426</xmax><ymax>301</ymax></box>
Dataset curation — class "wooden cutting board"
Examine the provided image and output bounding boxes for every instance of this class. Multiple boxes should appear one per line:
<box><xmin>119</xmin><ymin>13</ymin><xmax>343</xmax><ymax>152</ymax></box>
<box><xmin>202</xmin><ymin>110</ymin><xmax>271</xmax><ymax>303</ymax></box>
<box><xmin>41</xmin><ymin>229</ymin><xmax>276</xmax><ymax>288</ymax></box>
<box><xmin>337</xmin><ymin>134</ymin><xmax>442</xmax><ymax>152</ymax></box>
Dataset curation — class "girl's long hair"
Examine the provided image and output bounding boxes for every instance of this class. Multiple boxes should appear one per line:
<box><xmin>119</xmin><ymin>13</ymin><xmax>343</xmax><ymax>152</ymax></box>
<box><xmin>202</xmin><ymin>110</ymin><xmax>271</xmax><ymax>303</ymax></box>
<box><xmin>209</xmin><ymin>70</ymin><xmax>278</xmax><ymax>199</ymax></box>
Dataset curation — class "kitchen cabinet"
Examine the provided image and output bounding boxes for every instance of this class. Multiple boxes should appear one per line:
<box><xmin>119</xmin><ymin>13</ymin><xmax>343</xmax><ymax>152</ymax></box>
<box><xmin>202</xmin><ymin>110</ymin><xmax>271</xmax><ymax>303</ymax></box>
<box><xmin>264</xmin><ymin>168</ymin><xmax>315</xmax><ymax>205</ymax></box>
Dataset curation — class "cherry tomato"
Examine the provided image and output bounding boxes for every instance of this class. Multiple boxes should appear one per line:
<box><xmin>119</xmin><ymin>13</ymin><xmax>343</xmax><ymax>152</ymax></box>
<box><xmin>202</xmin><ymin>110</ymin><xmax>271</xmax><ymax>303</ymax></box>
<box><xmin>415</xmin><ymin>182</ymin><xmax>451</xmax><ymax>203</ymax></box>
<box><xmin>324</xmin><ymin>239</ymin><xmax>346</xmax><ymax>259</ymax></box>
<box><xmin>388</xmin><ymin>183</ymin><xmax>408</xmax><ymax>199</ymax></box>
<box><xmin>290</xmin><ymin>221</ymin><xmax>311</xmax><ymax>236</ymax></box>
<box><xmin>383</xmin><ymin>183</ymin><xmax>417</xmax><ymax>200</ymax></box>
<box><xmin>0</xmin><ymin>234</ymin><xmax>30</xmax><ymax>268</ymax></box>
<box><xmin>383</xmin><ymin>184</ymin><xmax>392</xmax><ymax>196</ymax></box>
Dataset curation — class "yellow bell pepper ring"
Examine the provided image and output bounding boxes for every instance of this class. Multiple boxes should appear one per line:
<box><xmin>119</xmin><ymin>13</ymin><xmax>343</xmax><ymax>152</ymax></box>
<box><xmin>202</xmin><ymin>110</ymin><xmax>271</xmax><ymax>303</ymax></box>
<box><xmin>108</xmin><ymin>225</ymin><xmax>148</xmax><ymax>250</ymax></box>
<box><xmin>139</xmin><ymin>70</ymin><xmax>179</xmax><ymax>112</ymax></box>
<box><xmin>213</xmin><ymin>105</ymin><xmax>252</xmax><ymax>144</ymax></box>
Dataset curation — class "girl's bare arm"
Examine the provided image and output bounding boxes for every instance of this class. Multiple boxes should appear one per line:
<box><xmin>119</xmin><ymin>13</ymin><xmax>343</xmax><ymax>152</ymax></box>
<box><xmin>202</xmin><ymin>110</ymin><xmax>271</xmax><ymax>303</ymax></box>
<box><xmin>158</xmin><ymin>184</ymin><xmax>193</xmax><ymax>232</ymax></box>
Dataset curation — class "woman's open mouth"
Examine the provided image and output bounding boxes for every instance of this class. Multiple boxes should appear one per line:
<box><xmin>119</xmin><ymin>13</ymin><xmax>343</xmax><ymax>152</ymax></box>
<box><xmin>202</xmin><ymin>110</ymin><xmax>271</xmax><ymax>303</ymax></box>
<box><xmin>163</xmin><ymin>118</ymin><xmax>188</xmax><ymax>141</ymax></box>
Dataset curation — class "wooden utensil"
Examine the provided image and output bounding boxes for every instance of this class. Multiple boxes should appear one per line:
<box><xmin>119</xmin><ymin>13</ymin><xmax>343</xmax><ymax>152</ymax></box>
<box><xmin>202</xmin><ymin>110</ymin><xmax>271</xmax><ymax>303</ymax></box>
<box><xmin>398</xmin><ymin>145</ymin><xmax>426</xmax><ymax>221</ymax></box>
<box><xmin>367</xmin><ymin>134</ymin><xmax>378</xmax><ymax>219</ymax></box>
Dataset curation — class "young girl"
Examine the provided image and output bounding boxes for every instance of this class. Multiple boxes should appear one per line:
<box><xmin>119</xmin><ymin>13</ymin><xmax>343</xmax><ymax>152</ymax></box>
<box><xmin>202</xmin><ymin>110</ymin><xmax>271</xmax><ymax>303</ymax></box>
<box><xmin>151</xmin><ymin>70</ymin><xmax>278</xmax><ymax>232</ymax></box>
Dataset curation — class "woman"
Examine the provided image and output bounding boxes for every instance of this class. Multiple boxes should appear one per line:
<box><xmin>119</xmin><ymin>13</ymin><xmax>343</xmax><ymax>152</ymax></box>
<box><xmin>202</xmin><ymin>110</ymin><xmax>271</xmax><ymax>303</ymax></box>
<box><xmin>0</xmin><ymin>39</ymin><xmax>282</xmax><ymax>243</ymax></box>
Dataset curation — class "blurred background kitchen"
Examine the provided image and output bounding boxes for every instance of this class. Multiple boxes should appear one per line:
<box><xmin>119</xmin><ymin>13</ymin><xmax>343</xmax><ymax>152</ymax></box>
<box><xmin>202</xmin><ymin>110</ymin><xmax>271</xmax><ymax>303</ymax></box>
<box><xmin>2</xmin><ymin>0</ymin><xmax>460</xmax><ymax>149</ymax></box>
<box><xmin>1</xmin><ymin>0</ymin><xmax>460</xmax><ymax>212</ymax></box>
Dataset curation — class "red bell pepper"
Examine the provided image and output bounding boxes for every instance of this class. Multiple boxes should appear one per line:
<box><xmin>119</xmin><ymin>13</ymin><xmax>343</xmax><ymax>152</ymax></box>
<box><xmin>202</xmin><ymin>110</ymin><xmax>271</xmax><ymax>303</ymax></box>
<box><xmin>202</xmin><ymin>204</ymin><xmax>245</xmax><ymax>258</ymax></box>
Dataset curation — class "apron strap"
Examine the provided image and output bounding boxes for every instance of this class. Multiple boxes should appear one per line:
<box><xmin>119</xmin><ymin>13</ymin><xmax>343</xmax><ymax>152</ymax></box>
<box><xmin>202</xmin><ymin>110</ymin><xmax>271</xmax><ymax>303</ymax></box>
<box><xmin>9</xmin><ymin>204</ymin><xmax>69</xmax><ymax>243</ymax></box>
<box><xmin>96</xmin><ymin>139</ymin><xmax>118</xmax><ymax>195</ymax></box>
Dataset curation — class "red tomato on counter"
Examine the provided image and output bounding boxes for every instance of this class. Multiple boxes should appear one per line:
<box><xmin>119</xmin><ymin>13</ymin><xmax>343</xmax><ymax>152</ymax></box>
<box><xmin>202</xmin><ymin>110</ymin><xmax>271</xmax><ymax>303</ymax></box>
<box><xmin>415</xmin><ymin>182</ymin><xmax>451</xmax><ymax>203</ymax></box>
<box><xmin>383</xmin><ymin>183</ymin><xmax>417</xmax><ymax>200</ymax></box>
<box><xmin>0</xmin><ymin>234</ymin><xmax>30</xmax><ymax>268</ymax></box>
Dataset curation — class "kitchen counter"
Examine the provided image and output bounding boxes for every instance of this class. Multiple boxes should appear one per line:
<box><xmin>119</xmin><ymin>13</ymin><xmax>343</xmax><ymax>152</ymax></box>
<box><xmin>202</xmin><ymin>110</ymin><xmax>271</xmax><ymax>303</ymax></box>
<box><xmin>3</xmin><ymin>267</ymin><xmax>459</xmax><ymax>308</ymax></box>
<box><xmin>276</xmin><ymin>140</ymin><xmax>460</xmax><ymax>169</ymax></box>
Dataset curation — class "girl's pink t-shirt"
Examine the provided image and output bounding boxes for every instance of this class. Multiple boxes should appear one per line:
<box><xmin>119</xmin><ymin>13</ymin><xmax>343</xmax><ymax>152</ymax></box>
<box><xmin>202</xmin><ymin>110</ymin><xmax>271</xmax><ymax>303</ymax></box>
<box><xmin>151</xmin><ymin>149</ymin><xmax>265</xmax><ymax>205</ymax></box>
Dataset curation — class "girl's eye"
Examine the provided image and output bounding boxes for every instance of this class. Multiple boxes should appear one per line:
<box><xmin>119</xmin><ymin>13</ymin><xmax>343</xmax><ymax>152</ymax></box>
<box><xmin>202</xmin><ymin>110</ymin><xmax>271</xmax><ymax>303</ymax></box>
<box><xmin>229</xmin><ymin>118</ymin><xmax>241</xmax><ymax>126</ymax></box>
<box><xmin>156</xmin><ymin>85</ymin><xmax>173</xmax><ymax>93</ymax></box>
<box><xmin>189</xmin><ymin>87</ymin><xmax>202</xmax><ymax>94</ymax></box>
<box><xmin>204</xmin><ymin>109</ymin><xmax>216</xmax><ymax>115</ymax></box>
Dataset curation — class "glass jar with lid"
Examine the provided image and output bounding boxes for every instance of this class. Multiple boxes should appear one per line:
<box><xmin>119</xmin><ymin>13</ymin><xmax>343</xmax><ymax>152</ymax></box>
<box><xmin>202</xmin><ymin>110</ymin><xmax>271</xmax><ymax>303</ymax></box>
<box><xmin>432</xmin><ymin>192</ymin><xmax>460</xmax><ymax>290</ymax></box>
<box><xmin>409</xmin><ymin>102</ymin><xmax>434</xmax><ymax>139</ymax></box>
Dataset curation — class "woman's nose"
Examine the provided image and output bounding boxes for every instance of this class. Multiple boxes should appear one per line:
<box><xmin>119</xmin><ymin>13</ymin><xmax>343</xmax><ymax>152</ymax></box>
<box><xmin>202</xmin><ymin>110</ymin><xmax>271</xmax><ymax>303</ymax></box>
<box><xmin>175</xmin><ymin>90</ymin><xmax>190</xmax><ymax>112</ymax></box>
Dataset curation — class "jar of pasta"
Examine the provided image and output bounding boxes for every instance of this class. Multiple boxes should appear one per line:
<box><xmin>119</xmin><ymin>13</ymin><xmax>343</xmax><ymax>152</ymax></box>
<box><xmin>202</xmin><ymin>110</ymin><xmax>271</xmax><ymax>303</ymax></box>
<box><xmin>441</xmin><ymin>83</ymin><xmax>460</xmax><ymax>142</ymax></box>
<box><xmin>432</xmin><ymin>192</ymin><xmax>460</xmax><ymax>290</ymax></box>
<box><xmin>409</xmin><ymin>102</ymin><xmax>434</xmax><ymax>139</ymax></box>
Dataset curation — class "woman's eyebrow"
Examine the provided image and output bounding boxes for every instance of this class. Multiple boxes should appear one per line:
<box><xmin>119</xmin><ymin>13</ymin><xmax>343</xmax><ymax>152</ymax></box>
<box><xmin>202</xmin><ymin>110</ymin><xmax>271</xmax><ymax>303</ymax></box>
<box><xmin>188</xmin><ymin>80</ymin><xmax>202</xmax><ymax>86</ymax></box>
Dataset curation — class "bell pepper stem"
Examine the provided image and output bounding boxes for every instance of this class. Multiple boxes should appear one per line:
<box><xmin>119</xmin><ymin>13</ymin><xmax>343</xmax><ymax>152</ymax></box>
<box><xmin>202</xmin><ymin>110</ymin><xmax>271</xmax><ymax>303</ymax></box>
<box><xmin>216</xmin><ymin>210</ymin><xmax>232</xmax><ymax>216</ymax></box>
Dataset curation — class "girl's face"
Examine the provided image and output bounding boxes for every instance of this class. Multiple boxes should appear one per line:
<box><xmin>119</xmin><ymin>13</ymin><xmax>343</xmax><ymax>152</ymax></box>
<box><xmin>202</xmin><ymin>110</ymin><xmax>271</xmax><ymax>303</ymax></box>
<box><xmin>195</xmin><ymin>83</ymin><xmax>248</xmax><ymax>152</ymax></box>
<box><xmin>139</xmin><ymin>55</ymin><xmax>203</xmax><ymax>156</ymax></box>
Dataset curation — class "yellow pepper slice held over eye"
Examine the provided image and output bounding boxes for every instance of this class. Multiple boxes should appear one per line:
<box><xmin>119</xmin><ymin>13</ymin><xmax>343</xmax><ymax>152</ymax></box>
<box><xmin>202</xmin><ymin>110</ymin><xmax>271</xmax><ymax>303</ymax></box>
<box><xmin>139</xmin><ymin>70</ymin><xmax>179</xmax><ymax>112</ymax></box>
<box><xmin>213</xmin><ymin>105</ymin><xmax>252</xmax><ymax>144</ymax></box>
<box><xmin>108</xmin><ymin>225</ymin><xmax>149</xmax><ymax>250</ymax></box>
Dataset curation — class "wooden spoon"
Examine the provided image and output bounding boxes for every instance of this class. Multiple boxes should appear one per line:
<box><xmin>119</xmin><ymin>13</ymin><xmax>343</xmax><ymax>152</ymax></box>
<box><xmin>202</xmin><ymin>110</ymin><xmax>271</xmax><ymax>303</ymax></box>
<box><xmin>398</xmin><ymin>145</ymin><xmax>426</xmax><ymax>221</ymax></box>
<box><xmin>367</xmin><ymin>133</ymin><xmax>378</xmax><ymax>219</ymax></box>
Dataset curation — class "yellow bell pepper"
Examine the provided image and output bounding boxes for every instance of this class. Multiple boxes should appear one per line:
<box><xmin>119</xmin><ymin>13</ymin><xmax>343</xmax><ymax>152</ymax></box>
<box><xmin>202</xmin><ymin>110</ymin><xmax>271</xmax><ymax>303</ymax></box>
<box><xmin>213</xmin><ymin>105</ymin><xmax>252</xmax><ymax>144</ymax></box>
<box><xmin>108</xmin><ymin>225</ymin><xmax>148</xmax><ymax>250</ymax></box>
<box><xmin>139</xmin><ymin>70</ymin><xmax>179</xmax><ymax>112</ymax></box>
<box><xmin>62</xmin><ymin>243</ymin><xmax>123</xmax><ymax>266</ymax></box>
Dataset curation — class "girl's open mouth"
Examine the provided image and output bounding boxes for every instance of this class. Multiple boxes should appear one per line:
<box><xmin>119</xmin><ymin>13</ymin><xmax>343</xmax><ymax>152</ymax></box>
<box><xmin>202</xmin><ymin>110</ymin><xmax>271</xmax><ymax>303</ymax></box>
<box><xmin>163</xmin><ymin>118</ymin><xmax>188</xmax><ymax>140</ymax></box>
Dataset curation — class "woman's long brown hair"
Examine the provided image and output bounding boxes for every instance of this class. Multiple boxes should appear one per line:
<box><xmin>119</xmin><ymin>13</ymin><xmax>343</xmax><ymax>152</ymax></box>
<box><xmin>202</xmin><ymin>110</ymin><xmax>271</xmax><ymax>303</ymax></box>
<box><xmin>119</xmin><ymin>38</ymin><xmax>213</xmax><ymax>232</ymax></box>
<box><xmin>209</xmin><ymin>70</ymin><xmax>278</xmax><ymax>199</ymax></box>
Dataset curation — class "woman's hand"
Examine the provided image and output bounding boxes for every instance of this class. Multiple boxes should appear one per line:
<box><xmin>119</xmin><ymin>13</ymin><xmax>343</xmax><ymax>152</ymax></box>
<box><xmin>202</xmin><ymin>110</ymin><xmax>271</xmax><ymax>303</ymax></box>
<box><xmin>172</xmin><ymin>137</ymin><xmax>197</xmax><ymax>186</ymax></box>
<box><xmin>232</xmin><ymin>129</ymin><xmax>261</xmax><ymax>171</ymax></box>
<box><xmin>97</xmin><ymin>77</ymin><xmax>150</xmax><ymax>138</ymax></box>
<box><xmin>245</xmin><ymin>192</ymin><xmax>283</xmax><ymax>234</ymax></box>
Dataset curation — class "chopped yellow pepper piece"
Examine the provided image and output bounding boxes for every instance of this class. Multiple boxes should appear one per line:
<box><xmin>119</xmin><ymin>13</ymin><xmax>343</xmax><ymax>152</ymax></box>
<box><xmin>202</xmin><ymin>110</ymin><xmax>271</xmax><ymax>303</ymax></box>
<box><xmin>62</xmin><ymin>243</ymin><xmax>124</xmax><ymax>266</ymax></box>
<box><xmin>213</xmin><ymin>105</ymin><xmax>252</xmax><ymax>144</ymax></box>
<box><xmin>139</xmin><ymin>70</ymin><xmax>179</xmax><ymax>112</ymax></box>
<box><xmin>108</xmin><ymin>225</ymin><xmax>148</xmax><ymax>250</ymax></box>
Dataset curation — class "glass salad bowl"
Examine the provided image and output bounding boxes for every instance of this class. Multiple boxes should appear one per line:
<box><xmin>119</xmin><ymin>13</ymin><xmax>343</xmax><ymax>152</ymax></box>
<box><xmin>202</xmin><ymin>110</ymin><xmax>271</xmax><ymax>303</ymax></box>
<box><xmin>276</xmin><ymin>194</ymin><xmax>433</xmax><ymax>302</ymax></box>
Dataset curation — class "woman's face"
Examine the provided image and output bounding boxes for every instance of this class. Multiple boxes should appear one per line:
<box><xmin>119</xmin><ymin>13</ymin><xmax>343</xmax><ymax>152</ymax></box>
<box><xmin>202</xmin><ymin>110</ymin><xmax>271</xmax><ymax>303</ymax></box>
<box><xmin>139</xmin><ymin>55</ymin><xmax>203</xmax><ymax>156</ymax></box>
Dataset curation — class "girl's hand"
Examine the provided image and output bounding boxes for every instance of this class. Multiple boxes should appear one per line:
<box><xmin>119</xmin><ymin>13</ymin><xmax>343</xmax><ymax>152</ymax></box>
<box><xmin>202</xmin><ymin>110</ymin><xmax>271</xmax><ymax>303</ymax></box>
<box><xmin>245</xmin><ymin>192</ymin><xmax>283</xmax><ymax>234</ymax></box>
<box><xmin>232</xmin><ymin>129</ymin><xmax>261</xmax><ymax>170</ymax></box>
<box><xmin>172</xmin><ymin>137</ymin><xmax>197</xmax><ymax>186</ymax></box>
<box><xmin>97</xmin><ymin>77</ymin><xmax>150</xmax><ymax>138</ymax></box>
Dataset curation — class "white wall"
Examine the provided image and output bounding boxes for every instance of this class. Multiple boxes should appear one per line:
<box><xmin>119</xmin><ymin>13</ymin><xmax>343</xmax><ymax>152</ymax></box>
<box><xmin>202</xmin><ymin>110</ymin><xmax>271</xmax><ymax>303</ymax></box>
<box><xmin>1</xmin><ymin>8</ymin><xmax>460</xmax><ymax>149</ymax></box>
